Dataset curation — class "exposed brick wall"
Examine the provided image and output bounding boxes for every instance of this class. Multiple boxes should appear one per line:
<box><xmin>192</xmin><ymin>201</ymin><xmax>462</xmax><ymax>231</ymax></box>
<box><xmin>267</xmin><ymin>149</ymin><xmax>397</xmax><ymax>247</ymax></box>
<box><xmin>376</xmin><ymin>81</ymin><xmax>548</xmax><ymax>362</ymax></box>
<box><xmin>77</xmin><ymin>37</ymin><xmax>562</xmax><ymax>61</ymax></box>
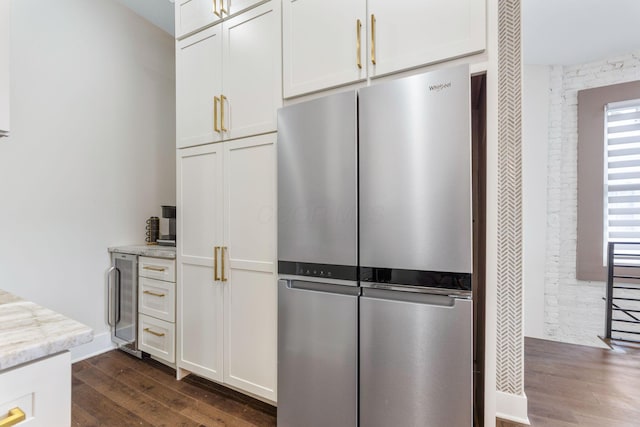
<box><xmin>544</xmin><ymin>52</ymin><xmax>640</xmax><ymax>346</ymax></box>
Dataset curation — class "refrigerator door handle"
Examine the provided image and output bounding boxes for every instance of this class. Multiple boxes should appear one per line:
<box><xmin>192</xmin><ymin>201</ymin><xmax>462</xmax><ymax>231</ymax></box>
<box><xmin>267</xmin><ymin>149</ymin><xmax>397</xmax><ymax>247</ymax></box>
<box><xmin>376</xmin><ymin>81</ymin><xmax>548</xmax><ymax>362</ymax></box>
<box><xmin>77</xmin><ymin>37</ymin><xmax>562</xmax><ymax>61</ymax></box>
<box><xmin>107</xmin><ymin>266</ymin><xmax>116</xmax><ymax>327</ymax></box>
<box><xmin>361</xmin><ymin>287</ymin><xmax>462</xmax><ymax>307</ymax></box>
<box><xmin>281</xmin><ymin>279</ymin><xmax>360</xmax><ymax>296</ymax></box>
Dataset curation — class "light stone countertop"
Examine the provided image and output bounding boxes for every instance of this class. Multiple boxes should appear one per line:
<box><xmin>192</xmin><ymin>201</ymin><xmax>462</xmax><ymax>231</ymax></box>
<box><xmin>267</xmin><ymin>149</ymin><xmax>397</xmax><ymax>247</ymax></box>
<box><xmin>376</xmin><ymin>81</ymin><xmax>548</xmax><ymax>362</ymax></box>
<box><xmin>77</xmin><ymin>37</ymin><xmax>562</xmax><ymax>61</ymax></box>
<box><xmin>0</xmin><ymin>289</ymin><xmax>93</xmax><ymax>371</ymax></box>
<box><xmin>108</xmin><ymin>244</ymin><xmax>176</xmax><ymax>259</ymax></box>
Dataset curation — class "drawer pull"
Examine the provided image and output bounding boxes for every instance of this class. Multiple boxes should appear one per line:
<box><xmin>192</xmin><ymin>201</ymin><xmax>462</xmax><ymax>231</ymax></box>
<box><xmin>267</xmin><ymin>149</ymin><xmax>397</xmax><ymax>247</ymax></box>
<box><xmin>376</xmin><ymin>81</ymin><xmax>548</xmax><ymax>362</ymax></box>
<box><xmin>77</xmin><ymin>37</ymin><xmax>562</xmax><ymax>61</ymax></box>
<box><xmin>143</xmin><ymin>290</ymin><xmax>166</xmax><ymax>297</ymax></box>
<box><xmin>144</xmin><ymin>328</ymin><xmax>166</xmax><ymax>337</ymax></box>
<box><xmin>0</xmin><ymin>408</ymin><xmax>26</xmax><ymax>427</ymax></box>
<box><xmin>143</xmin><ymin>266</ymin><xmax>166</xmax><ymax>272</ymax></box>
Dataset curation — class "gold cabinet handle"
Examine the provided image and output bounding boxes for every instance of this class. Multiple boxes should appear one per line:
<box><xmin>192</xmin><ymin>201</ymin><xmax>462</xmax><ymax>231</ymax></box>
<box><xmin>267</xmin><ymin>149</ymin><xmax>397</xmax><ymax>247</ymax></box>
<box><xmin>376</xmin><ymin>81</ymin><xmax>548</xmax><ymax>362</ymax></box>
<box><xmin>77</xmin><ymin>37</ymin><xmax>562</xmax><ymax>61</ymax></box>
<box><xmin>370</xmin><ymin>14</ymin><xmax>376</xmax><ymax>65</ymax></box>
<box><xmin>214</xmin><ymin>246</ymin><xmax>221</xmax><ymax>281</ymax></box>
<box><xmin>214</xmin><ymin>96</ymin><xmax>221</xmax><ymax>133</ymax></box>
<box><xmin>220</xmin><ymin>0</ymin><xmax>227</xmax><ymax>15</ymax></box>
<box><xmin>213</xmin><ymin>0</ymin><xmax>220</xmax><ymax>17</ymax></box>
<box><xmin>356</xmin><ymin>19</ymin><xmax>362</xmax><ymax>69</ymax></box>
<box><xmin>143</xmin><ymin>290</ymin><xmax>166</xmax><ymax>297</ymax></box>
<box><xmin>143</xmin><ymin>266</ymin><xmax>166</xmax><ymax>272</ymax></box>
<box><xmin>221</xmin><ymin>246</ymin><xmax>227</xmax><ymax>282</ymax></box>
<box><xmin>220</xmin><ymin>94</ymin><xmax>227</xmax><ymax>132</ymax></box>
<box><xmin>0</xmin><ymin>408</ymin><xmax>26</xmax><ymax>427</ymax></box>
<box><xmin>144</xmin><ymin>328</ymin><xmax>165</xmax><ymax>337</ymax></box>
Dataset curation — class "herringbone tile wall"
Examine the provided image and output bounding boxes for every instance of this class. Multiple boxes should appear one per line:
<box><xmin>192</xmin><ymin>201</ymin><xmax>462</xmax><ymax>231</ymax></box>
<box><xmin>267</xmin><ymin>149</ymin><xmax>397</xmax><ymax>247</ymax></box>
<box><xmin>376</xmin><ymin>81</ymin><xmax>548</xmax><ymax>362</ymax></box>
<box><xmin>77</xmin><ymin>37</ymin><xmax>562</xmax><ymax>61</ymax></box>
<box><xmin>496</xmin><ymin>0</ymin><xmax>524</xmax><ymax>395</ymax></box>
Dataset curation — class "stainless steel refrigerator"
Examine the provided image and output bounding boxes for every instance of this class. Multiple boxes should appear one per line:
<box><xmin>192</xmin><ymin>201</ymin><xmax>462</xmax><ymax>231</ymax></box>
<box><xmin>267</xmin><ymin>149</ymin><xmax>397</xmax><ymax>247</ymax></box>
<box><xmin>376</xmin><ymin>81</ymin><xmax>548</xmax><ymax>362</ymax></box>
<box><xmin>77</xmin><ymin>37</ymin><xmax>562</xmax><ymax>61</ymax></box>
<box><xmin>277</xmin><ymin>64</ymin><xmax>473</xmax><ymax>427</ymax></box>
<box><xmin>359</xmin><ymin>65</ymin><xmax>473</xmax><ymax>427</ymax></box>
<box><xmin>277</xmin><ymin>91</ymin><xmax>359</xmax><ymax>427</ymax></box>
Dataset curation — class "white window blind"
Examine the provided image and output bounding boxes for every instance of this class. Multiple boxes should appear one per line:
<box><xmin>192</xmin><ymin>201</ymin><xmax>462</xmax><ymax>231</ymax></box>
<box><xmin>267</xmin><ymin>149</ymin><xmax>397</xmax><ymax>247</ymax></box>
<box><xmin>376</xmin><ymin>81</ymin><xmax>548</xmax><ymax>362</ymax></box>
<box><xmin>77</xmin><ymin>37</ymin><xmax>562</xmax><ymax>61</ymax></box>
<box><xmin>605</xmin><ymin>98</ymin><xmax>640</xmax><ymax>262</ymax></box>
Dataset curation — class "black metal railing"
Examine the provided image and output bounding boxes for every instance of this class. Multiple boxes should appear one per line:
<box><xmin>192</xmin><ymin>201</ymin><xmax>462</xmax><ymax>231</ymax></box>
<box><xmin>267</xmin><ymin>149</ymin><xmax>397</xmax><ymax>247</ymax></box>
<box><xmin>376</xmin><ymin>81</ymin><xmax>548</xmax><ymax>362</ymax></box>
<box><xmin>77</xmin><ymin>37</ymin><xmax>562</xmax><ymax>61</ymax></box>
<box><xmin>605</xmin><ymin>242</ymin><xmax>640</xmax><ymax>343</ymax></box>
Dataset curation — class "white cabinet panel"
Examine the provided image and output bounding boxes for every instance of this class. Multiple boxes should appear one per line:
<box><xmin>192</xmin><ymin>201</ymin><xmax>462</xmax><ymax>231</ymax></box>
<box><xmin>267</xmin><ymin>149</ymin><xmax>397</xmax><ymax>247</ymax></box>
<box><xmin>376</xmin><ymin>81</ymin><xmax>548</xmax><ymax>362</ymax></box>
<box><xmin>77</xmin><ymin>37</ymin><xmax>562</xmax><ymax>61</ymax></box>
<box><xmin>0</xmin><ymin>352</ymin><xmax>70</xmax><ymax>427</ymax></box>
<box><xmin>224</xmin><ymin>136</ymin><xmax>276</xmax><ymax>263</ymax></box>
<box><xmin>283</xmin><ymin>0</ymin><xmax>366</xmax><ymax>98</ymax></box>
<box><xmin>139</xmin><ymin>257</ymin><xmax>176</xmax><ymax>282</ymax></box>
<box><xmin>176</xmin><ymin>26</ymin><xmax>223</xmax><ymax>148</ymax></box>
<box><xmin>224</xmin><ymin>269</ymin><xmax>276</xmax><ymax>400</ymax></box>
<box><xmin>368</xmin><ymin>0</ymin><xmax>486</xmax><ymax>77</ymax></box>
<box><xmin>139</xmin><ymin>277</ymin><xmax>176</xmax><ymax>322</ymax></box>
<box><xmin>177</xmin><ymin>263</ymin><xmax>224</xmax><ymax>381</ymax></box>
<box><xmin>0</xmin><ymin>0</ymin><xmax>9</xmax><ymax>136</ymax></box>
<box><xmin>224</xmin><ymin>0</ymin><xmax>266</xmax><ymax>18</ymax></box>
<box><xmin>223</xmin><ymin>135</ymin><xmax>276</xmax><ymax>401</ymax></box>
<box><xmin>175</xmin><ymin>0</ymin><xmax>222</xmax><ymax>38</ymax></box>
<box><xmin>178</xmin><ymin>144</ymin><xmax>223</xmax><ymax>260</ymax></box>
<box><xmin>139</xmin><ymin>314</ymin><xmax>176</xmax><ymax>364</ymax></box>
<box><xmin>223</xmin><ymin>2</ymin><xmax>281</xmax><ymax>140</ymax></box>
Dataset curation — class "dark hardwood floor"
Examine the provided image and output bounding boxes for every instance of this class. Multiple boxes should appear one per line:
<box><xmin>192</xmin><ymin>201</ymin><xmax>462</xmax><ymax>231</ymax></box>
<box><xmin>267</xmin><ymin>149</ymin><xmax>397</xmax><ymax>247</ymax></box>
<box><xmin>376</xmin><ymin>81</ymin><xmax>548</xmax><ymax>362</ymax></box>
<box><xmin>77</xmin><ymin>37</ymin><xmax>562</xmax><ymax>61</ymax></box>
<box><xmin>498</xmin><ymin>337</ymin><xmax>640</xmax><ymax>427</ymax></box>
<box><xmin>73</xmin><ymin>337</ymin><xmax>640</xmax><ymax>426</ymax></box>
<box><xmin>72</xmin><ymin>350</ymin><xmax>276</xmax><ymax>426</ymax></box>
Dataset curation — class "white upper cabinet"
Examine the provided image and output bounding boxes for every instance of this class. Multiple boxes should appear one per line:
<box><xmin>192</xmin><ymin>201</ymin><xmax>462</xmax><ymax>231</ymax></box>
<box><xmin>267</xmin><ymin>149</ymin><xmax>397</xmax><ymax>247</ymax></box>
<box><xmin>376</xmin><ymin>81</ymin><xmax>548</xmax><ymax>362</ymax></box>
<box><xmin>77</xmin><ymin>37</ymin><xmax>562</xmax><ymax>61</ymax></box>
<box><xmin>283</xmin><ymin>0</ymin><xmax>486</xmax><ymax>98</ymax></box>
<box><xmin>176</xmin><ymin>26</ymin><xmax>223</xmax><ymax>149</ymax></box>
<box><xmin>0</xmin><ymin>0</ymin><xmax>10</xmax><ymax>137</ymax></box>
<box><xmin>175</xmin><ymin>0</ymin><xmax>268</xmax><ymax>39</ymax></box>
<box><xmin>222</xmin><ymin>2</ymin><xmax>281</xmax><ymax>140</ymax></box>
<box><xmin>175</xmin><ymin>0</ymin><xmax>222</xmax><ymax>39</ymax></box>
<box><xmin>368</xmin><ymin>0</ymin><xmax>486</xmax><ymax>78</ymax></box>
<box><xmin>283</xmin><ymin>0</ymin><xmax>366</xmax><ymax>98</ymax></box>
<box><xmin>176</xmin><ymin>1</ymin><xmax>280</xmax><ymax>148</ymax></box>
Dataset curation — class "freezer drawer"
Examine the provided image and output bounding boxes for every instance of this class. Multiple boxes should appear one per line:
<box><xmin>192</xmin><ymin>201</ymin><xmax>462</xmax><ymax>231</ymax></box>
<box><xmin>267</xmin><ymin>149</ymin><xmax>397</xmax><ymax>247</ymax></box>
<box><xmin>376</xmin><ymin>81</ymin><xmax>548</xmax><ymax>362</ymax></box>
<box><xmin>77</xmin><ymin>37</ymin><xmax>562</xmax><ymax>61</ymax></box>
<box><xmin>360</xmin><ymin>288</ymin><xmax>472</xmax><ymax>427</ymax></box>
<box><xmin>277</xmin><ymin>279</ymin><xmax>358</xmax><ymax>427</ymax></box>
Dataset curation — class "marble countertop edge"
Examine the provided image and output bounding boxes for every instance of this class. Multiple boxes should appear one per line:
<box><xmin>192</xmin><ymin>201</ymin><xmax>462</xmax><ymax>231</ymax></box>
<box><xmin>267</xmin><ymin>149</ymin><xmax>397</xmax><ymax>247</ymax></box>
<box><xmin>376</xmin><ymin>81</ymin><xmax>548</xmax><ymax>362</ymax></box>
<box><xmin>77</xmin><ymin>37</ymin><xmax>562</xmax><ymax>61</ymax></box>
<box><xmin>0</xmin><ymin>292</ymin><xmax>94</xmax><ymax>371</ymax></box>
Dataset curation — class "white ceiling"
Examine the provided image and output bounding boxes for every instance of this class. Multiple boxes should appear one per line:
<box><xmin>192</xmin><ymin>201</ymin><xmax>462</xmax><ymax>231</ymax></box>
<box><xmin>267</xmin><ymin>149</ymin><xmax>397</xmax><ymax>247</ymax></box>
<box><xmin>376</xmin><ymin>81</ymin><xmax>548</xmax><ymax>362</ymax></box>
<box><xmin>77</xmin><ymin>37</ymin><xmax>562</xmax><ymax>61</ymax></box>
<box><xmin>523</xmin><ymin>0</ymin><xmax>640</xmax><ymax>65</ymax></box>
<box><xmin>114</xmin><ymin>0</ymin><xmax>175</xmax><ymax>36</ymax></box>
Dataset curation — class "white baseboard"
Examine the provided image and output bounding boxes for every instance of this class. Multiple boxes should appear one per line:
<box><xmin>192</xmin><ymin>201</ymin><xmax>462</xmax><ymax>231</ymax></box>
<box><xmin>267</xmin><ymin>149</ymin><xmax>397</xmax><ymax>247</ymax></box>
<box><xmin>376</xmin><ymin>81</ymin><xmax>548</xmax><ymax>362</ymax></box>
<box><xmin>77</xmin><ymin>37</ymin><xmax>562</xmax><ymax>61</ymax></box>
<box><xmin>496</xmin><ymin>390</ymin><xmax>530</xmax><ymax>425</ymax></box>
<box><xmin>70</xmin><ymin>331</ymin><xmax>115</xmax><ymax>363</ymax></box>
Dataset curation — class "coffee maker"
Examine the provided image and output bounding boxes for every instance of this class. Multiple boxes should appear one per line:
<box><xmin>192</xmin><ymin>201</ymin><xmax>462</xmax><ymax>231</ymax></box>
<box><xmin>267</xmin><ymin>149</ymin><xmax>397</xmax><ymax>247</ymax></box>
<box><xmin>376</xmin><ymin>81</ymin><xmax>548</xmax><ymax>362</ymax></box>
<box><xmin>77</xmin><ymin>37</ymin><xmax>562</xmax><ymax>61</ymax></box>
<box><xmin>157</xmin><ymin>205</ymin><xmax>176</xmax><ymax>246</ymax></box>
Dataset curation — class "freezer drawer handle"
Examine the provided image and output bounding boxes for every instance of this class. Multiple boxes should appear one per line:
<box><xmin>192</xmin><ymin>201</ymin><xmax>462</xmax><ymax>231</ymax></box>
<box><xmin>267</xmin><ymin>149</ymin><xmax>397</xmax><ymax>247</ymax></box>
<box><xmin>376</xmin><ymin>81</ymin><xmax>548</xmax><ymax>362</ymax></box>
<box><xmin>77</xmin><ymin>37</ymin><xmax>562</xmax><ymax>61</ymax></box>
<box><xmin>143</xmin><ymin>328</ymin><xmax>165</xmax><ymax>337</ymax></box>
<box><xmin>143</xmin><ymin>265</ymin><xmax>166</xmax><ymax>272</ymax></box>
<box><xmin>0</xmin><ymin>408</ymin><xmax>26</xmax><ymax>427</ymax></box>
<box><xmin>143</xmin><ymin>290</ymin><xmax>166</xmax><ymax>298</ymax></box>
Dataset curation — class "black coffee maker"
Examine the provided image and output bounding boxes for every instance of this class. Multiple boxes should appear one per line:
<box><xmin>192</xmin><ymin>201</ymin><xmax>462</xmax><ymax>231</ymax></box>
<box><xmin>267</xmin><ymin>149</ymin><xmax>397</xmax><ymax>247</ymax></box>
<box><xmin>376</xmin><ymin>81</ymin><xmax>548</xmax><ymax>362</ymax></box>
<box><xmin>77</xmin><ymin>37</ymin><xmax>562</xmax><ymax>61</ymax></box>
<box><xmin>157</xmin><ymin>205</ymin><xmax>176</xmax><ymax>246</ymax></box>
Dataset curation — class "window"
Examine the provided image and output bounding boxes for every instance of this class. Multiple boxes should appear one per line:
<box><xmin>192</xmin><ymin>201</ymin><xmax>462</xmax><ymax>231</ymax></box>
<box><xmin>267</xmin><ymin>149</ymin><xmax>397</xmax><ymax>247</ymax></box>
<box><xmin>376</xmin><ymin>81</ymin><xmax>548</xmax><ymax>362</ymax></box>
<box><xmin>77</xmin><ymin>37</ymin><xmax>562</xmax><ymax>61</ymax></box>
<box><xmin>577</xmin><ymin>81</ymin><xmax>640</xmax><ymax>282</ymax></box>
<box><xmin>604</xmin><ymin>99</ymin><xmax>640</xmax><ymax>263</ymax></box>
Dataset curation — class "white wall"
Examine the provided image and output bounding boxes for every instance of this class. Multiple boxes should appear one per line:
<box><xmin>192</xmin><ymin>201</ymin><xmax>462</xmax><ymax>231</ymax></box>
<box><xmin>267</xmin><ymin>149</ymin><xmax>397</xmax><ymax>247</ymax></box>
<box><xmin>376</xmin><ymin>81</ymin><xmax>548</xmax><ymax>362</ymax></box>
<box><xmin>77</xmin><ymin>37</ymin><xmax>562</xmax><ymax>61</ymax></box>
<box><xmin>534</xmin><ymin>51</ymin><xmax>640</xmax><ymax>347</ymax></box>
<box><xmin>522</xmin><ymin>65</ymin><xmax>549</xmax><ymax>339</ymax></box>
<box><xmin>0</xmin><ymin>0</ymin><xmax>176</xmax><ymax>359</ymax></box>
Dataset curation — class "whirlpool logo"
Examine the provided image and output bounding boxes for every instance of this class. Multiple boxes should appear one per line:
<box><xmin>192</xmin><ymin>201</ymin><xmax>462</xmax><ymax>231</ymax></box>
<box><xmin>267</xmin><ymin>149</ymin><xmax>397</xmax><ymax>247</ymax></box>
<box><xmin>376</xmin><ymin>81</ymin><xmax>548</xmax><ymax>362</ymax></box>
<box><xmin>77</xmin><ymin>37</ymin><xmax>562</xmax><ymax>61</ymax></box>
<box><xmin>429</xmin><ymin>82</ymin><xmax>452</xmax><ymax>92</ymax></box>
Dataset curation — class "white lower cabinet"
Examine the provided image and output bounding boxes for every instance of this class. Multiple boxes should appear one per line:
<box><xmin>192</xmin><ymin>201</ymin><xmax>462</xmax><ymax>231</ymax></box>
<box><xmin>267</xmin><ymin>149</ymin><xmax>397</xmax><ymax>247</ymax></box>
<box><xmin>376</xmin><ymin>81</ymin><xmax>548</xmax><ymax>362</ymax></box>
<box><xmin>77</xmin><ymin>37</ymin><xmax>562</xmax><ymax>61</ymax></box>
<box><xmin>0</xmin><ymin>352</ymin><xmax>70</xmax><ymax>426</ymax></box>
<box><xmin>177</xmin><ymin>133</ymin><xmax>277</xmax><ymax>402</ymax></box>
<box><xmin>138</xmin><ymin>257</ymin><xmax>177</xmax><ymax>365</ymax></box>
<box><xmin>139</xmin><ymin>314</ymin><xmax>176</xmax><ymax>363</ymax></box>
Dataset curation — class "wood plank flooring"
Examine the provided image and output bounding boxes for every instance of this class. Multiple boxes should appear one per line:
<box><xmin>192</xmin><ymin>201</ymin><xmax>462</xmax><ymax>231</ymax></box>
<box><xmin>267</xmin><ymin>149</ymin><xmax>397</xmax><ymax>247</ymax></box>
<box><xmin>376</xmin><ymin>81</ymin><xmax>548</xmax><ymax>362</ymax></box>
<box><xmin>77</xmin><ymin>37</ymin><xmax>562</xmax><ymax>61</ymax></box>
<box><xmin>498</xmin><ymin>337</ymin><xmax>640</xmax><ymax>427</ymax></box>
<box><xmin>72</xmin><ymin>337</ymin><xmax>640</xmax><ymax>426</ymax></box>
<box><xmin>72</xmin><ymin>350</ymin><xmax>276</xmax><ymax>426</ymax></box>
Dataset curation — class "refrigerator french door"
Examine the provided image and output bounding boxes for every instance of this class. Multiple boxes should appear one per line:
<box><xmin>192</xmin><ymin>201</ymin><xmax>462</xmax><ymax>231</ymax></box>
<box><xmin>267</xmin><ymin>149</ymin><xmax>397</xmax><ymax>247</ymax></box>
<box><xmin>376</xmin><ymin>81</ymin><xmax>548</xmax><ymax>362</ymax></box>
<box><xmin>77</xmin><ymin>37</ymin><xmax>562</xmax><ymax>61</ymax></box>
<box><xmin>359</xmin><ymin>64</ymin><xmax>473</xmax><ymax>426</ymax></box>
<box><xmin>277</xmin><ymin>90</ymin><xmax>358</xmax><ymax>427</ymax></box>
<box><xmin>107</xmin><ymin>252</ymin><xmax>141</xmax><ymax>358</ymax></box>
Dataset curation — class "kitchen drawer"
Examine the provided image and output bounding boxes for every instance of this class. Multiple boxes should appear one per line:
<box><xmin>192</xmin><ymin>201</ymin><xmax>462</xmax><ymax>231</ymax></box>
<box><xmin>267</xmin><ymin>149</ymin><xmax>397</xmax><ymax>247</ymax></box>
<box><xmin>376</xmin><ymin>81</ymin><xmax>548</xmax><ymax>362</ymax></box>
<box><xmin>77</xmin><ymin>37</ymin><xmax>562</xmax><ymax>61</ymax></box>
<box><xmin>0</xmin><ymin>352</ymin><xmax>70</xmax><ymax>427</ymax></box>
<box><xmin>139</xmin><ymin>256</ymin><xmax>175</xmax><ymax>282</ymax></box>
<box><xmin>139</xmin><ymin>277</ymin><xmax>175</xmax><ymax>322</ymax></box>
<box><xmin>139</xmin><ymin>314</ymin><xmax>175</xmax><ymax>363</ymax></box>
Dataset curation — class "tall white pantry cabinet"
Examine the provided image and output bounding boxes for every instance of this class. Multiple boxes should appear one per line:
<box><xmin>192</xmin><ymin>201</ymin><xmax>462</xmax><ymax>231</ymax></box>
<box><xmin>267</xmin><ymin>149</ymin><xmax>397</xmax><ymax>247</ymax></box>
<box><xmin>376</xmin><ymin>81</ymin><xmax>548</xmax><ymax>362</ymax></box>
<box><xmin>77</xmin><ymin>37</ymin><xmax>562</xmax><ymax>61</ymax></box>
<box><xmin>175</xmin><ymin>0</ymin><xmax>280</xmax><ymax>403</ymax></box>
